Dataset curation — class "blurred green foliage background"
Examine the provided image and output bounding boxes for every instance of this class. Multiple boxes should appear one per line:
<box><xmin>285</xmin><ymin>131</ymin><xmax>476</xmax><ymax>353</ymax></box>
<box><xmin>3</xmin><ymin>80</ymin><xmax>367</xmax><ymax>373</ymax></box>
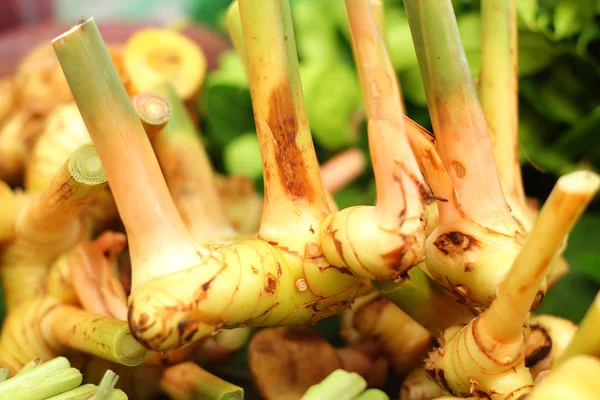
<box><xmin>187</xmin><ymin>0</ymin><xmax>600</xmax><ymax>325</ymax></box>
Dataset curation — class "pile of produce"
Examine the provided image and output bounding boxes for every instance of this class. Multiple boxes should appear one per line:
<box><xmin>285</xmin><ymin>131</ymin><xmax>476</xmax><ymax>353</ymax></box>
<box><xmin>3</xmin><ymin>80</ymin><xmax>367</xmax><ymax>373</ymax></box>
<box><xmin>0</xmin><ymin>0</ymin><xmax>598</xmax><ymax>399</ymax></box>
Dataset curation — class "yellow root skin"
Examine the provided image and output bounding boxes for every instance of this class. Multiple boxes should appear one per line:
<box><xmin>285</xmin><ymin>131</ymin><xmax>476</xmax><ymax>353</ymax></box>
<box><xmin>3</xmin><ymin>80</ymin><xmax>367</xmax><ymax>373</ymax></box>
<box><xmin>426</xmin><ymin>317</ymin><xmax>533</xmax><ymax>400</ymax></box>
<box><xmin>424</xmin><ymin>219</ymin><xmax>537</xmax><ymax>309</ymax></box>
<box><xmin>0</xmin><ymin>110</ymin><xmax>44</xmax><ymax>185</ymax></box>
<box><xmin>527</xmin><ymin>355</ymin><xmax>600</xmax><ymax>400</ymax></box>
<box><xmin>0</xmin><ymin>180</ymin><xmax>17</xmax><ymax>244</ymax></box>
<box><xmin>400</xmin><ymin>367</ymin><xmax>447</xmax><ymax>400</ymax></box>
<box><xmin>123</xmin><ymin>28</ymin><xmax>207</xmax><ymax>101</ymax></box>
<box><xmin>25</xmin><ymin>103</ymin><xmax>92</xmax><ymax>191</ymax></box>
<box><xmin>13</xmin><ymin>43</ymin><xmax>73</xmax><ymax>116</ymax></box>
<box><xmin>214</xmin><ymin>175</ymin><xmax>263</xmax><ymax>235</ymax></box>
<box><xmin>353</xmin><ymin>296</ymin><xmax>432</xmax><ymax>377</ymax></box>
<box><xmin>0</xmin><ymin>77</ymin><xmax>15</xmax><ymax>124</ymax></box>
<box><xmin>525</xmin><ymin>315</ymin><xmax>577</xmax><ymax>379</ymax></box>
<box><xmin>321</xmin><ymin>204</ymin><xmax>426</xmax><ymax>280</ymax></box>
<box><xmin>128</xmin><ymin>238</ymin><xmax>360</xmax><ymax>351</ymax></box>
<box><xmin>24</xmin><ymin>103</ymin><xmax>119</xmax><ymax>232</ymax></box>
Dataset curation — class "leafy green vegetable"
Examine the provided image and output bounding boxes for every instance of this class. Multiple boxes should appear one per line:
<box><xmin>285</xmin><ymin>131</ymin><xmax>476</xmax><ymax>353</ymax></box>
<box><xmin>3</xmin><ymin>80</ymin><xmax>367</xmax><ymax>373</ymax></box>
<box><xmin>224</xmin><ymin>132</ymin><xmax>263</xmax><ymax>179</ymax></box>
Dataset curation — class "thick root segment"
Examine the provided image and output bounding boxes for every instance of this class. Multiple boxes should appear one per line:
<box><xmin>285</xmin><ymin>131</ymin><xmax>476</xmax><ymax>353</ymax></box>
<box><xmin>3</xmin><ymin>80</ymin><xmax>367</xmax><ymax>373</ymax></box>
<box><xmin>424</xmin><ymin>220</ymin><xmax>530</xmax><ymax>309</ymax></box>
<box><xmin>320</xmin><ymin>198</ymin><xmax>426</xmax><ymax>280</ymax></box>
<box><xmin>527</xmin><ymin>356</ymin><xmax>600</xmax><ymax>400</ymax></box>
<box><xmin>128</xmin><ymin>239</ymin><xmax>359</xmax><ymax>351</ymax></box>
<box><xmin>404</xmin><ymin>116</ymin><xmax>531</xmax><ymax>309</ymax></box>
<box><xmin>324</xmin><ymin>0</ymin><xmax>427</xmax><ymax>280</ymax></box>
<box><xmin>352</xmin><ymin>295</ymin><xmax>432</xmax><ymax>377</ymax></box>
<box><xmin>425</xmin><ymin>318</ymin><xmax>533</xmax><ymax>400</ymax></box>
<box><xmin>524</xmin><ymin>315</ymin><xmax>577</xmax><ymax>379</ymax></box>
<box><xmin>400</xmin><ymin>367</ymin><xmax>447</xmax><ymax>400</ymax></box>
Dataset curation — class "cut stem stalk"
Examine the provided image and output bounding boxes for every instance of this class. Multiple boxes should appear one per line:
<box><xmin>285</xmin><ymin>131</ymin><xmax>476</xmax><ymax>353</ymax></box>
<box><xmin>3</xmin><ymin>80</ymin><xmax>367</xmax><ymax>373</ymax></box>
<box><xmin>161</xmin><ymin>362</ymin><xmax>244</xmax><ymax>400</ymax></box>
<box><xmin>239</xmin><ymin>0</ymin><xmax>331</xmax><ymax>249</ymax></box>
<box><xmin>225</xmin><ymin>1</ymin><xmax>247</xmax><ymax>70</ymax></box>
<box><xmin>345</xmin><ymin>0</ymin><xmax>424</xmax><ymax>230</ymax></box>
<box><xmin>53</xmin><ymin>19</ymin><xmax>205</xmax><ymax>291</ymax></box>
<box><xmin>484</xmin><ymin>171</ymin><xmax>600</xmax><ymax>342</ymax></box>
<box><xmin>41</xmin><ymin>304</ymin><xmax>150</xmax><ymax>366</ymax></box>
<box><xmin>133</xmin><ymin>90</ymin><xmax>172</xmax><ymax>140</ymax></box>
<box><xmin>17</xmin><ymin>143</ymin><xmax>107</xmax><ymax>240</ymax></box>
<box><xmin>480</xmin><ymin>0</ymin><xmax>525</xmax><ymax>210</ymax></box>
<box><xmin>151</xmin><ymin>81</ymin><xmax>235</xmax><ymax>241</ymax></box>
<box><xmin>404</xmin><ymin>0</ymin><xmax>515</xmax><ymax>232</ymax></box>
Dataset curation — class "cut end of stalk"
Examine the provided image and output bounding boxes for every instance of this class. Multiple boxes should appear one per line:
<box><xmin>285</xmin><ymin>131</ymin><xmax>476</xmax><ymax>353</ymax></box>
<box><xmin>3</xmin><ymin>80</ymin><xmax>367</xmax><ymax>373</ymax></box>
<box><xmin>68</xmin><ymin>143</ymin><xmax>107</xmax><ymax>185</ymax></box>
<box><xmin>111</xmin><ymin>325</ymin><xmax>152</xmax><ymax>366</ymax></box>
<box><xmin>123</xmin><ymin>27</ymin><xmax>207</xmax><ymax>100</ymax></box>
<box><xmin>133</xmin><ymin>90</ymin><xmax>172</xmax><ymax>139</ymax></box>
<box><xmin>556</xmin><ymin>170</ymin><xmax>600</xmax><ymax>196</ymax></box>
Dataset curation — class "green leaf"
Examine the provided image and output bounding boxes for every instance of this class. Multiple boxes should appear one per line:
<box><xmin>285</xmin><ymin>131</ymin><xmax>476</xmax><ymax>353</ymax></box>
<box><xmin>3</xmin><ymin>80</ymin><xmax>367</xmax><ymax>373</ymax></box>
<box><xmin>534</xmin><ymin>272</ymin><xmax>599</xmax><ymax>323</ymax></box>
<box><xmin>386</xmin><ymin>9</ymin><xmax>419</xmax><ymax>72</ymax></box>
<box><xmin>292</xmin><ymin>0</ymin><xmax>341</xmax><ymax>63</ymax></box>
<box><xmin>552</xmin><ymin>0</ymin><xmax>595</xmax><ymax>40</ymax></box>
<box><xmin>517</xmin><ymin>0</ymin><xmax>540</xmax><ymax>30</ymax></box>
<box><xmin>300</xmin><ymin>62</ymin><xmax>362</xmax><ymax>150</ymax></box>
<box><xmin>518</xmin><ymin>31</ymin><xmax>557</xmax><ymax>77</ymax></box>
<box><xmin>399</xmin><ymin>67</ymin><xmax>427</xmax><ymax>107</ymax></box>
<box><xmin>554</xmin><ymin>105</ymin><xmax>600</xmax><ymax>161</ymax></box>
<box><xmin>518</xmin><ymin>104</ymin><xmax>578</xmax><ymax>176</ymax></box>
<box><xmin>577</xmin><ymin>253</ymin><xmax>600</xmax><ymax>284</ymax></box>
<box><xmin>224</xmin><ymin>132</ymin><xmax>263</xmax><ymax>179</ymax></box>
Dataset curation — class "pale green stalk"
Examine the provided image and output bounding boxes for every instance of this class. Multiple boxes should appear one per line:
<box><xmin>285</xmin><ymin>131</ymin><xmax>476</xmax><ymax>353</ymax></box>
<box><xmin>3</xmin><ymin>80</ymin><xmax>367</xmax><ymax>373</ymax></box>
<box><xmin>53</xmin><ymin>18</ymin><xmax>204</xmax><ymax>290</ymax></box>
<box><xmin>353</xmin><ymin>389</ymin><xmax>389</xmax><ymax>400</ymax></box>
<box><xmin>238</xmin><ymin>0</ymin><xmax>331</xmax><ymax>251</ymax></box>
<box><xmin>403</xmin><ymin>0</ymin><xmax>516</xmax><ymax>233</ymax></box>
<box><xmin>45</xmin><ymin>384</ymin><xmax>97</xmax><ymax>399</ymax></box>
<box><xmin>15</xmin><ymin>358</ymin><xmax>42</xmax><ymax>376</ymax></box>
<box><xmin>0</xmin><ymin>357</ymin><xmax>70</xmax><ymax>394</ymax></box>
<box><xmin>161</xmin><ymin>362</ymin><xmax>244</xmax><ymax>400</ymax></box>
<box><xmin>484</xmin><ymin>171</ymin><xmax>600</xmax><ymax>343</ymax></box>
<box><xmin>89</xmin><ymin>370</ymin><xmax>118</xmax><ymax>400</ymax></box>
<box><xmin>480</xmin><ymin>0</ymin><xmax>525</xmax><ymax>212</ymax></box>
<box><xmin>301</xmin><ymin>370</ymin><xmax>366</xmax><ymax>400</ymax></box>
<box><xmin>0</xmin><ymin>360</ymin><xmax>82</xmax><ymax>400</ymax></box>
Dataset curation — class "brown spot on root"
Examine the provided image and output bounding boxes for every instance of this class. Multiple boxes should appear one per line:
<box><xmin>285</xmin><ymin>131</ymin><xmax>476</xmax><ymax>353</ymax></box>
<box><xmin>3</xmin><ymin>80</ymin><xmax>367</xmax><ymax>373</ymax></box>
<box><xmin>452</xmin><ymin>160</ymin><xmax>466</xmax><ymax>178</ymax></box>
<box><xmin>382</xmin><ymin>242</ymin><xmax>407</xmax><ymax>265</ymax></box>
<box><xmin>438</xmin><ymin>370</ymin><xmax>455</xmax><ymax>395</ymax></box>
<box><xmin>268</xmin><ymin>241</ymin><xmax>279</xmax><ymax>246</ymax></box>
<box><xmin>333</xmin><ymin>236</ymin><xmax>347</xmax><ymax>264</ymax></box>
<box><xmin>251</xmin><ymin>265</ymin><xmax>259</xmax><ymax>274</ymax></box>
<box><xmin>525</xmin><ymin>324</ymin><xmax>552</xmax><ymax>368</ymax></box>
<box><xmin>267</xmin><ymin>81</ymin><xmax>314</xmax><ymax>200</ymax></box>
<box><xmin>277</xmin><ymin>262</ymin><xmax>283</xmax><ymax>276</ymax></box>
<box><xmin>183</xmin><ymin>328</ymin><xmax>199</xmax><ymax>344</ymax></box>
<box><xmin>464</xmin><ymin>262</ymin><xmax>473</xmax><ymax>272</ymax></box>
<box><xmin>309</xmin><ymin>225</ymin><xmax>315</xmax><ymax>233</ymax></box>
<box><xmin>138</xmin><ymin>312</ymin><xmax>150</xmax><ymax>327</ymax></box>
<box><xmin>531</xmin><ymin>290</ymin><xmax>545</xmax><ymax>311</ymax></box>
<box><xmin>265</xmin><ymin>273</ymin><xmax>277</xmax><ymax>294</ymax></box>
<box><xmin>515</xmin><ymin>395</ymin><xmax>528</xmax><ymax>400</ymax></box>
<box><xmin>434</xmin><ymin>232</ymin><xmax>478</xmax><ymax>256</ymax></box>
<box><xmin>202</xmin><ymin>276</ymin><xmax>216</xmax><ymax>291</ymax></box>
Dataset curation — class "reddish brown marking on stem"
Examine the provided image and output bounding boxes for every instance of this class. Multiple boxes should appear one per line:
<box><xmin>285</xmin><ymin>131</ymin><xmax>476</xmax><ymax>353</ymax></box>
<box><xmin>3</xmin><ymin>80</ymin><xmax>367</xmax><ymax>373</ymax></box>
<box><xmin>464</xmin><ymin>262</ymin><xmax>473</xmax><ymax>272</ymax></box>
<box><xmin>265</xmin><ymin>273</ymin><xmax>277</xmax><ymax>294</ymax></box>
<box><xmin>267</xmin><ymin>81</ymin><xmax>314</xmax><ymax>200</ymax></box>
<box><xmin>451</xmin><ymin>160</ymin><xmax>466</xmax><ymax>178</ymax></box>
